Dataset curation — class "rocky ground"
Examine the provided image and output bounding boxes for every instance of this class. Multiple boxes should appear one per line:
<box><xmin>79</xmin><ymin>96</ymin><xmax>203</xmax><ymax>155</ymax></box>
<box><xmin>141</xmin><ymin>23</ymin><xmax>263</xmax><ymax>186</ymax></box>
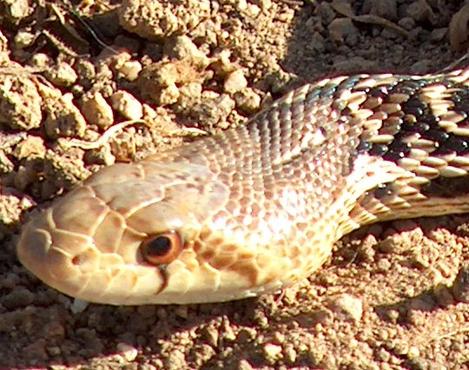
<box><xmin>1</xmin><ymin>0</ymin><xmax>469</xmax><ymax>369</ymax></box>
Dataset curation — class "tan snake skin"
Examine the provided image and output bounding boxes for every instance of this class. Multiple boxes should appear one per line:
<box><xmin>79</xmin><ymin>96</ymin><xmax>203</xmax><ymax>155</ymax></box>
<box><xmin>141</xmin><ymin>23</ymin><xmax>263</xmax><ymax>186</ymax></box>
<box><xmin>17</xmin><ymin>67</ymin><xmax>469</xmax><ymax>305</ymax></box>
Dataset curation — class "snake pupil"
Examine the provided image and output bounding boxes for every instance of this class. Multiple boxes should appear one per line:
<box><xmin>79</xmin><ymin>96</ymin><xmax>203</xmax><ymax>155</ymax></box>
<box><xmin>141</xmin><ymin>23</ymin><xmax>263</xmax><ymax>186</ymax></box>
<box><xmin>146</xmin><ymin>236</ymin><xmax>172</xmax><ymax>256</ymax></box>
<box><xmin>141</xmin><ymin>231</ymin><xmax>184</xmax><ymax>266</ymax></box>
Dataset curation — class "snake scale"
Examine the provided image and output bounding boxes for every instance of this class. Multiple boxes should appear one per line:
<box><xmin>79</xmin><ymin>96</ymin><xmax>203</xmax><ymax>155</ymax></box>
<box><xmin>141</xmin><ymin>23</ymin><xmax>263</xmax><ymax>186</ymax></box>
<box><xmin>17</xmin><ymin>66</ymin><xmax>469</xmax><ymax>305</ymax></box>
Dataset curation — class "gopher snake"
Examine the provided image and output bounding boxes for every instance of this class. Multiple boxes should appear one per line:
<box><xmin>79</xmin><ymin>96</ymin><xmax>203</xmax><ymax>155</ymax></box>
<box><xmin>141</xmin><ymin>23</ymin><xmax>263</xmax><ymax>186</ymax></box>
<box><xmin>17</xmin><ymin>67</ymin><xmax>469</xmax><ymax>305</ymax></box>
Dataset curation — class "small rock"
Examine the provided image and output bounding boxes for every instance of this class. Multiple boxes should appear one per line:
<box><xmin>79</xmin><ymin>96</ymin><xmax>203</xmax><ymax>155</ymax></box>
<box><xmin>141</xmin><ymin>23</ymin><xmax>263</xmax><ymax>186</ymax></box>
<box><xmin>189</xmin><ymin>93</ymin><xmax>235</xmax><ymax>130</ymax></box>
<box><xmin>165</xmin><ymin>349</ymin><xmax>186</xmax><ymax>370</ymax></box>
<box><xmin>117</xmin><ymin>60</ymin><xmax>142</xmax><ymax>81</ymax></box>
<box><xmin>263</xmin><ymin>343</ymin><xmax>282</xmax><ymax>363</ymax></box>
<box><xmin>452</xmin><ymin>264</ymin><xmax>469</xmax><ymax>303</ymax></box>
<box><xmin>224</xmin><ymin>69</ymin><xmax>248</xmax><ymax>94</ymax></box>
<box><xmin>75</xmin><ymin>60</ymin><xmax>97</xmax><ymax>87</ymax></box>
<box><xmin>365</xmin><ymin>0</ymin><xmax>398</xmax><ymax>21</ymax></box>
<box><xmin>14</xmin><ymin>30</ymin><xmax>36</xmax><ymax>49</ymax></box>
<box><xmin>45</xmin><ymin>62</ymin><xmax>78</xmax><ymax>87</ymax></box>
<box><xmin>165</xmin><ymin>35</ymin><xmax>209</xmax><ymax>67</ymax></box>
<box><xmin>23</xmin><ymin>339</ymin><xmax>48</xmax><ymax>361</ymax></box>
<box><xmin>259</xmin><ymin>0</ymin><xmax>271</xmax><ymax>11</ymax></box>
<box><xmin>309</xmin><ymin>32</ymin><xmax>326</xmax><ymax>52</ymax></box>
<box><xmin>410</xmin><ymin>60</ymin><xmax>432</xmax><ymax>74</ymax></box>
<box><xmin>328</xmin><ymin>293</ymin><xmax>364</xmax><ymax>322</ymax></box>
<box><xmin>284</xmin><ymin>344</ymin><xmax>297</xmax><ymax>363</ymax></box>
<box><xmin>210</xmin><ymin>49</ymin><xmax>237</xmax><ymax>76</ymax></box>
<box><xmin>430</xmin><ymin>27</ymin><xmax>447</xmax><ymax>42</ymax></box>
<box><xmin>46</xmin><ymin>346</ymin><xmax>61</xmax><ymax>356</ymax></box>
<box><xmin>0</xmin><ymin>74</ymin><xmax>43</xmax><ymax>130</ymax></box>
<box><xmin>234</xmin><ymin>88</ymin><xmax>261</xmax><ymax>114</ymax></box>
<box><xmin>317</xmin><ymin>2</ymin><xmax>336</xmax><ymax>26</ymax></box>
<box><xmin>1</xmin><ymin>287</ymin><xmax>34</xmax><ymax>309</ymax></box>
<box><xmin>41</xmin><ymin>88</ymin><xmax>87</xmax><ymax>138</ymax></box>
<box><xmin>328</xmin><ymin>18</ymin><xmax>360</xmax><ymax>46</ymax></box>
<box><xmin>238</xmin><ymin>359</ymin><xmax>254</xmax><ymax>370</ymax></box>
<box><xmin>406</xmin><ymin>0</ymin><xmax>435</xmax><ymax>24</ymax></box>
<box><xmin>13</xmin><ymin>136</ymin><xmax>46</xmax><ymax>159</ymax></box>
<box><xmin>201</xmin><ymin>326</ymin><xmax>219</xmax><ymax>347</ymax></box>
<box><xmin>158</xmin><ymin>84</ymin><xmax>180</xmax><ymax>105</ymax></box>
<box><xmin>84</xmin><ymin>144</ymin><xmax>115</xmax><ymax>166</ymax></box>
<box><xmin>245</xmin><ymin>4</ymin><xmax>260</xmax><ymax>18</ymax></box>
<box><xmin>0</xmin><ymin>151</ymin><xmax>13</xmax><ymax>173</ymax></box>
<box><xmin>81</xmin><ymin>92</ymin><xmax>114</xmax><ymax>129</ymax></box>
<box><xmin>111</xmin><ymin>90</ymin><xmax>143</xmax><ymax>120</ymax></box>
<box><xmin>117</xmin><ymin>342</ymin><xmax>139</xmax><ymax>361</ymax></box>
<box><xmin>4</xmin><ymin>0</ymin><xmax>32</xmax><ymax>23</ymax></box>
<box><xmin>178</xmin><ymin>82</ymin><xmax>203</xmax><ymax>102</ymax></box>
<box><xmin>70</xmin><ymin>298</ymin><xmax>89</xmax><ymax>314</ymax></box>
<box><xmin>398</xmin><ymin>16</ymin><xmax>416</xmax><ymax>31</ymax></box>
<box><xmin>29</xmin><ymin>52</ymin><xmax>51</xmax><ymax>69</ymax></box>
<box><xmin>138</xmin><ymin>61</ymin><xmax>204</xmax><ymax>105</ymax></box>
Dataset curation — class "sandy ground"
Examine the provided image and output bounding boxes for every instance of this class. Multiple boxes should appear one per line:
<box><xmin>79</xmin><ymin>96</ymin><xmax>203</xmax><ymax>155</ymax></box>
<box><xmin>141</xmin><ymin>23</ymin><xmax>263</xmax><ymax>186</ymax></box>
<box><xmin>1</xmin><ymin>0</ymin><xmax>469</xmax><ymax>369</ymax></box>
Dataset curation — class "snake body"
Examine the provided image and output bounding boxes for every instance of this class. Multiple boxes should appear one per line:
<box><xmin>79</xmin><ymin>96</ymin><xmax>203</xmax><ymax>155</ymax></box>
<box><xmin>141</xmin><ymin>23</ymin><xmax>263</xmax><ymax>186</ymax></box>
<box><xmin>17</xmin><ymin>67</ymin><xmax>469</xmax><ymax>305</ymax></box>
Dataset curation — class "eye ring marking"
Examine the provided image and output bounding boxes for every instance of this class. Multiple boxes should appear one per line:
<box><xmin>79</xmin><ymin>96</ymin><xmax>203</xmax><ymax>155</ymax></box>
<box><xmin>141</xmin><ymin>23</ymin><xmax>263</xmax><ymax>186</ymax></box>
<box><xmin>141</xmin><ymin>231</ymin><xmax>183</xmax><ymax>266</ymax></box>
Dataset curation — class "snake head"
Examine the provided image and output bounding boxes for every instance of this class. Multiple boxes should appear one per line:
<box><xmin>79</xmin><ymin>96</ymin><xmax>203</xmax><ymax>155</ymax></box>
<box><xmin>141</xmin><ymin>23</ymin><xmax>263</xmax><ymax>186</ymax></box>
<box><xmin>17</xmin><ymin>159</ymin><xmax>288</xmax><ymax>305</ymax></box>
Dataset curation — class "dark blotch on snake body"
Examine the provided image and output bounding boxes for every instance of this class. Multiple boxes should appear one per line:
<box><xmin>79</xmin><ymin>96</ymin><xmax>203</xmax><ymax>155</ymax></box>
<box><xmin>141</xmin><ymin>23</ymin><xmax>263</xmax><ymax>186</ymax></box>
<box><xmin>452</xmin><ymin>89</ymin><xmax>469</xmax><ymax>113</ymax></box>
<box><xmin>374</xmin><ymin>183</ymin><xmax>394</xmax><ymax>198</ymax></box>
<box><xmin>421</xmin><ymin>174</ymin><xmax>469</xmax><ymax>198</ymax></box>
<box><xmin>433</xmin><ymin>135</ymin><xmax>469</xmax><ymax>155</ymax></box>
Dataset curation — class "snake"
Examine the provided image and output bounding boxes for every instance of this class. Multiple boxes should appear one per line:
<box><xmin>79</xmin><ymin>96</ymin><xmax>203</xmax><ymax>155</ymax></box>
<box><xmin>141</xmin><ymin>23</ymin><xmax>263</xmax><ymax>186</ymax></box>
<box><xmin>17</xmin><ymin>66</ymin><xmax>469</xmax><ymax>305</ymax></box>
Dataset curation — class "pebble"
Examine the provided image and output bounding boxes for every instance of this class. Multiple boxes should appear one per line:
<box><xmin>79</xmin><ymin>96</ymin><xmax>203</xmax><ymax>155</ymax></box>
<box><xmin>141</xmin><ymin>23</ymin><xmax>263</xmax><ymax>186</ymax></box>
<box><xmin>158</xmin><ymin>84</ymin><xmax>180</xmax><ymax>105</ymax></box>
<box><xmin>14</xmin><ymin>30</ymin><xmax>35</xmax><ymax>48</ymax></box>
<box><xmin>4</xmin><ymin>0</ymin><xmax>31</xmax><ymax>22</ymax></box>
<box><xmin>13</xmin><ymin>136</ymin><xmax>45</xmax><ymax>159</ymax></box>
<box><xmin>70</xmin><ymin>298</ymin><xmax>89</xmax><ymax>314</ymax></box>
<box><xmin>398</xmin><ymin>16</ymin><xmax>416</xmax><ymax>31</ymax></box>
<box><xmin>45</xmin><ymin>62</ymin><xmax>78</xmax><ymax>87</ymax></box>
<box><xmin>201</xmin><ymin>326</ymin><xmax>219</xmax><ymax>347</ymax></box>
<box><xmin>328</xmin><ymin>293</ymin><xmax>364</xmax><ymax>322</ymax></box>
<box><xmin>165</xmin><ymin>35</ymin><xmax>209</xmax><ymax>67</ymax></box>
<box><xmin>111</xmin><ymin>90</ymin><xmax>143</xmax><ymax>120</ymax></box>
<box><xmin>81</xmin><ymin>92</ymin><xmax>114</xmax><ymax>129</ymax></box>
<box><xmin>223</xmin><ymin>69</ymin><xmax>248</xmax><ymax>94</ymax></box>
<box><xmin>117</xmin><ymin>342</ymin><xmax>139</xmax><ymax>361</ymax></box>
<box><xmin>117</xmin><ymin>60</ymin><xmax>142</xmax><ymax>81</ymax></box>
<box><xmin>0</xmin><ymin>75</ymin><xmax>42</xmax><ymax>130</ymax></box>
<box><xmin>190</xmin><ymin>93</ymin><xmax>235</xmax><ymax>130</ymax></box>
<box><xmin>42</xmin><ymin>90</ymin><xmax>87</xmax><ymax>138</ymax></box>
<box><xmin>406</xmin><ymin>0</ymin><xmax>435</xmax><ymax>23</ymax></box>
<box><xmin>328</xmin><ymin>18</ymin><xmax>360</xmax><ymax>46</ymax></box>
<box><xmin>452</xmin><ymin>264</ymin><xmax>469</xmax><ymax>303</ymax></box>
<box><xmin>238</xmin><ymin>360</ymin><xmax>254</xmax><ymax>370</ymax></box>
<box><xmin>1</xmin><ymin>287</ymin><xmax>34</xmax><ymax>309</ymax></box>
<box><xmin>317</xmin><ymin>2</ymin><xmax>336</xmax><ymax>26</ymax></box>
<box><xmin>366</xmin><ymin>0</ymin><xmax>398</xmax><ymax>21</ymax></box>
<box><xmin>29</xmin><ymin>52</ymin><xmax>51</xmax><ymax>69</ymax></box>
<box><xmin>84</xmin><ymin>144</ymin><xmax>115</xmax><ymax>166</ymax></box>
<box><xmin>263</xmin><ymin>343</ymin><xmax>282</xmax><ymax>363</ymax></box>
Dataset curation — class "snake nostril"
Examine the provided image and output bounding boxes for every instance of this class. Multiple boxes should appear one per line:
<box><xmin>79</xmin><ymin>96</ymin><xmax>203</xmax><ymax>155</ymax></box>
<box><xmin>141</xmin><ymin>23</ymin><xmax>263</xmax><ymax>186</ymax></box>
<box><xmin>71</xmin><ymin>255</ymin><xmax>82</xmax><ymax>265</ymax></box>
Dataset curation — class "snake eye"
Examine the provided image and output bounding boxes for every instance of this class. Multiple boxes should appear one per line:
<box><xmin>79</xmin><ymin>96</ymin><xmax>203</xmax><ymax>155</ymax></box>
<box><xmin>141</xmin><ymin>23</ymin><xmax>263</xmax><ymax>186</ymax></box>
<box><xmin>141</xmin><ymin>231</ymin><xmax>183</xmax><ymax>265</ymax></box>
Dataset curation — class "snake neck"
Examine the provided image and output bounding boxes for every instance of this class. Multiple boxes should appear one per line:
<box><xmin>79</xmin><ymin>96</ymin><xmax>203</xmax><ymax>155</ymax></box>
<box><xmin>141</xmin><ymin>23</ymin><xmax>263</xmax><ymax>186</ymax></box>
<box><xmin>151</xmin><ymin>67</ymin><xmax>469</xmax><ymax>263</ymax></box>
